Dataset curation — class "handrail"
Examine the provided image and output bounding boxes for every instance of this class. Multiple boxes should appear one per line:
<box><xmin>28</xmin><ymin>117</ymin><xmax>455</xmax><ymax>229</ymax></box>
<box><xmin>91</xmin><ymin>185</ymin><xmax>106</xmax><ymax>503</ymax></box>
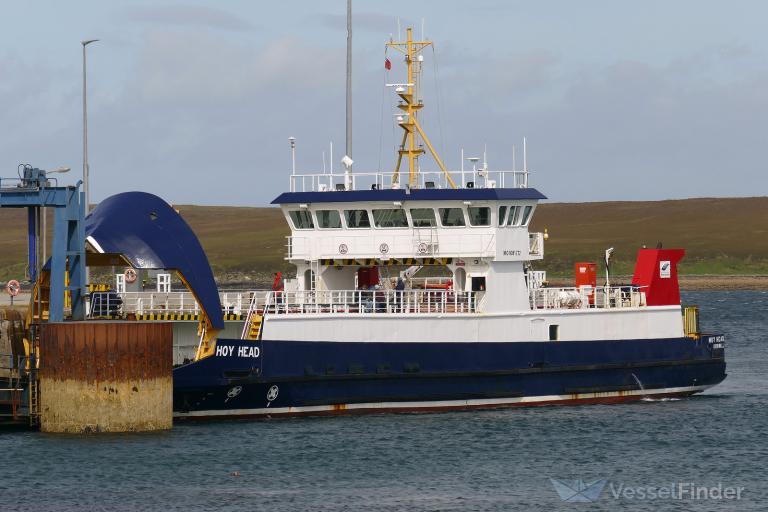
<box><xmin>289</xmin><ymin>169</ymin><xmax>528</xmax><ymax>192</ymax></box>
<box><xmin>265</xmin><ymin>289</ymin><xmax>477</xmax><ymax>315</ymax></box>
<box><xmin>87</xmin><ymin>290</ymin><xmax>272</xmax><ymax>319</ymax></box>
<box><xmin>529</xmin><ymin>285</ymin><xmax>647</xmax><ymax>310</ymax></box>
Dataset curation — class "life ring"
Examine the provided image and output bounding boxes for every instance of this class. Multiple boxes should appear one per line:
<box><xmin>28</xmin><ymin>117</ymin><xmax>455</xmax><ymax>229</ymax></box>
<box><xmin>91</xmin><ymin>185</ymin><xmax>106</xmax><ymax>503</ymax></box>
<box><xmin>124</xmin><ymin>268</ymin><xmax>138</xmax><ymax>283</ymax></box>
<box><xmin>5</xmin><ymin>279</ymin><xmax>20</xmax><ymax>297</ymax></box>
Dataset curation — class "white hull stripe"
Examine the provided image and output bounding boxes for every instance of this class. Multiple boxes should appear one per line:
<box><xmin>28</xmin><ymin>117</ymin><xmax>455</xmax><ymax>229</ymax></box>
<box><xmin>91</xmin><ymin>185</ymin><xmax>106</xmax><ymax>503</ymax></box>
<box><xmin>175</xmin><ymin>384</ymin><xmax>711</xmax><ymax>418</ymax></box>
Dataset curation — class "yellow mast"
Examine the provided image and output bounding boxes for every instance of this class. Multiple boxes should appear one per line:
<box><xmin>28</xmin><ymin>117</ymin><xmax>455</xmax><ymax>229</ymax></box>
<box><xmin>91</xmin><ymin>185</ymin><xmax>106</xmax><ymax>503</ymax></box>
<box><xmin>387</xmin><ymin>28</ymin><xmax>456</xmax><ymax>189</ymax></box>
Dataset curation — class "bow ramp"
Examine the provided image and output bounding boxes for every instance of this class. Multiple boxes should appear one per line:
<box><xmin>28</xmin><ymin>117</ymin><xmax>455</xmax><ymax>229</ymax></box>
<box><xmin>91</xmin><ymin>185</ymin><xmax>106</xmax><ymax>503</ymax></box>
<box><xmin>85</xmin><ymin>191</ymin><xmax>223</xmax><ymax>357</ymax></box>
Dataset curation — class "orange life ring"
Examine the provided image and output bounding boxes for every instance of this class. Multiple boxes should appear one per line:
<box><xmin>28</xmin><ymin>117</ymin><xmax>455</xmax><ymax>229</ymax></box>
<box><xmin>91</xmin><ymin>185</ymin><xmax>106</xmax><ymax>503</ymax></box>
<box><xmin>6</xmin><ymin>279</ymin><xmax>20</xmax><ymax>297</ymax></box>
<box><xmin>124</xmin><ymin>268</ymin><xmax>138</xmax><ymax>284</ymax></box>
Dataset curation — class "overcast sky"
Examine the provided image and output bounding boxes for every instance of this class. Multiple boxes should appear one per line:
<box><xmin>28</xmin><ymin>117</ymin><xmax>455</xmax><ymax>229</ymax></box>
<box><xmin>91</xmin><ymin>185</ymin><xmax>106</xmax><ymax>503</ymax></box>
<box><xmin>1</xmin><ymin>1</ymin><xmax>766</xmax><ymax>206</ymax></box>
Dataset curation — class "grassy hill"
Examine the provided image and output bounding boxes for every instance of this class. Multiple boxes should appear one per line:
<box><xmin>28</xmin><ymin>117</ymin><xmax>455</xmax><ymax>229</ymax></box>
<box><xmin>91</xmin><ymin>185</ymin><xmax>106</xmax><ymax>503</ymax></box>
<box><xmin>1</xmin><ymin>197</ymin><xmax>767</xmax><ymax>282</ymax></box>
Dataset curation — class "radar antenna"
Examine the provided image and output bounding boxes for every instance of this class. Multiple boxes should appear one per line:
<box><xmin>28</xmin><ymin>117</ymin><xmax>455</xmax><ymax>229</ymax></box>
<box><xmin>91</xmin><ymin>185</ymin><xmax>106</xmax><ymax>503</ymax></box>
<box><xmin>386</xmin><ymin>28</ymin><xmax>456</xmax><ymax>189</ymax></box>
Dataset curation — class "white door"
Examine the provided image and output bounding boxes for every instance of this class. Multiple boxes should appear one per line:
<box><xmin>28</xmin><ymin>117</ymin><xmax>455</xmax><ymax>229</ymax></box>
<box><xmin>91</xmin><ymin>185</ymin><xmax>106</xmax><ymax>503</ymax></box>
<box><xmin>115</xmin><ymin>274</ymin><xmax>126</xmax><ymax>293</ymax></box>
<box><xmin>157</xmin><ymin>273</ymin><xmax>171</xmax><ymax>293</ymax></box>
<box><xmin>453</xmin><ymin>267</ymin><xmax>467</xmax><ymax>292</ymax></box>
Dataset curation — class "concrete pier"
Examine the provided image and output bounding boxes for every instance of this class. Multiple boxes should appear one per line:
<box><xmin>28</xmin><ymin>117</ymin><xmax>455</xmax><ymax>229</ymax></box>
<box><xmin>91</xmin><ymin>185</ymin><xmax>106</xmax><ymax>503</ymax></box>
<box><xmin>39</xmin><ymin>322</ymin><xmax>172</xmax><ymax>433</ymax></box>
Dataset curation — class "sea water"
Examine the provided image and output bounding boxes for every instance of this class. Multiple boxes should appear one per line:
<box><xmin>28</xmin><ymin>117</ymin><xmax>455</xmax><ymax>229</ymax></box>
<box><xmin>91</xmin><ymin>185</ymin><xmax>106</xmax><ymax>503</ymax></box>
<box><xmin>1</xmin><ymin>290</ymin><xmax>766</xmax><ymax>511</ymax></box>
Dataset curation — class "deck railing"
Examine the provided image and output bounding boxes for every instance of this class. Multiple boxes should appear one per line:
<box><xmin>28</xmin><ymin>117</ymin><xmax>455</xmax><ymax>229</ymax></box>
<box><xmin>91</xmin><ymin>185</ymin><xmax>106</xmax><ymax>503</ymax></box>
<box><xmin>289</xmin><ymin>169</ymin><xmax>528</xmax><ymax>192</ymax></box>
<box><xmin>263</xmin><ymin>289</ymin><xmax>477</xmax><ymax>315</ymax></box>
<box><xmin>87</xmin><ymin>290</ymin><xmax>270</xmax><ymax>318</ymax></box>
<box><xmin>529</xmin><ymin>286</ymin><xmax>647</xmax><ymax>310</ymax></box>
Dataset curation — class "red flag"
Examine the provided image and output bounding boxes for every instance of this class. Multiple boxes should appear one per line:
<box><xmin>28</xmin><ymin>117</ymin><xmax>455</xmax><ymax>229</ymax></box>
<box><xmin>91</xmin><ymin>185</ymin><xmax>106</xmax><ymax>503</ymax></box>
<box><xmin>384</xmin><ymin>58</ymin><xmax>391</xmax><ymax>70</ymax></box>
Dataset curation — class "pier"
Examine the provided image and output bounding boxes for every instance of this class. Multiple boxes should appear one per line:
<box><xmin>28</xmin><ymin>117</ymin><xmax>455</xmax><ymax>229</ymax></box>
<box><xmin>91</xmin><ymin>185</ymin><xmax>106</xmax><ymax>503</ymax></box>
<box><xmin>1</xmin><ymin>171</ymin><xmax>222</xmax><ymax>432</ymax></box>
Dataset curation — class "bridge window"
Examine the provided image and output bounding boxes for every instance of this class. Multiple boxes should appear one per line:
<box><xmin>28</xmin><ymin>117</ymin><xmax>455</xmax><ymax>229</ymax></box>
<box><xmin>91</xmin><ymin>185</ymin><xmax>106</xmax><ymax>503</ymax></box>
<box><xmin>372</xmin><ymin>209</ymin><xmax>409</xmax><ymax>228</ymax></box>
<box><xmin>507</xmin><ymin>206</ymin><xmax>521</xmax><ymax>226</ymax></box>
<box><xmin>521</xmin><ymin>205</ymin><xmax>534</xmax><ymax>226</ymax></box>
<box><xmin>498</xmin><ymin>206</ymin><xmax>508</xmax><ymax>226</ymax></box>
<box><xmin>317</xmin><ymin>210</ymin><xmax>342</xmax><ymax>229</ymax></box>
<box><xmin>288</xmin><ymin>210</ymin><xmax>314</xmax><ymax>229</ymax></box>
<box><xmin>410</xmin><ymin>208</ymin><xmax>436</xmax><ymax>227</ymax></box>
<box><xmin>468</xmin><ymin>207</ymin><xmax>490</xmax><ymax>226</ymax></box>
<box><xmin>438</xmin><ymin>208</ymin><xmax>466</xmax><ymax>227</ymax></box>
<box><xmin>344</xmin><ymin>209</ymin><xmax>371</xmax><ymax>228</ymax></box>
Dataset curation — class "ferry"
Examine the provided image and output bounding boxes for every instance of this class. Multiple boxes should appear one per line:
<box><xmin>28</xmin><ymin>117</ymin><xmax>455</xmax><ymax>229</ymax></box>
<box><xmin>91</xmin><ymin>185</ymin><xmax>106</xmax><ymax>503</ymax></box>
<box><xmin>170</xmin><ymin>28</ymin><xmax>726</xmax><ymax>419</ymax></box>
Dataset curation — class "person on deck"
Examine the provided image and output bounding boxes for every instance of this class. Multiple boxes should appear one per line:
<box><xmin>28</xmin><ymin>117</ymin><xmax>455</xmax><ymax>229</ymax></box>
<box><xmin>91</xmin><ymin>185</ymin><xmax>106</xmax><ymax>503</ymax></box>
<box><xmin>394</xmin><ymin>277</ymin><xmax>405</xmax><ymax>312</ymax></box>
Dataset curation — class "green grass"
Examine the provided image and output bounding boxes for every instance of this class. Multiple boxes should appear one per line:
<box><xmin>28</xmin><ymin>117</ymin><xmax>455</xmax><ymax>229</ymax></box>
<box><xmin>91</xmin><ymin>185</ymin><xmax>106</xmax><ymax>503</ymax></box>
<box><xmin>1</xmin><ymin>196</ymin><xmax>767</xmax><ymax>282</ymax></box>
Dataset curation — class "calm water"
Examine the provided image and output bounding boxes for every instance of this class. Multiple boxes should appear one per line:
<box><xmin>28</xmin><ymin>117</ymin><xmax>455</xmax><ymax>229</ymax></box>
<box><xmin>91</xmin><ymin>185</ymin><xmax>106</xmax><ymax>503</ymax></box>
<box><xmin>1</xmin><ymin>291</ymin><xmax>766</xmax><ymax>511</ymax></box>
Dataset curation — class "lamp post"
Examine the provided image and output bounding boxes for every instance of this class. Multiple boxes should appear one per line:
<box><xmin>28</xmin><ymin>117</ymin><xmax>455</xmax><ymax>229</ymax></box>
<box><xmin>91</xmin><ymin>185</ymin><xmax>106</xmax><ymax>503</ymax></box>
<box><xmin>81</xmin><ymin>39</ymin><xmax>98</xmax><ymax>216</ymax></box>
<box><xmin>82</xmin><ymin>39</ymin><xmax>98</xmax><ymax>288</ymax></box>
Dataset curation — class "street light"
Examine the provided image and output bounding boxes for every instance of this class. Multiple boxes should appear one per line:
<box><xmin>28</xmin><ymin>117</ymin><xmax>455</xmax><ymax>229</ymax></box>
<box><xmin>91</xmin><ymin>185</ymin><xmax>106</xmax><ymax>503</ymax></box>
<box><xmin>82</xmin><ymin>39</ymin><xmax>98</xmax><ymax>216</ymax></box>
<box><xmin>82</xmin><ymin>38</ymin><xmax>98</xmax><ymax>287</ymax></box>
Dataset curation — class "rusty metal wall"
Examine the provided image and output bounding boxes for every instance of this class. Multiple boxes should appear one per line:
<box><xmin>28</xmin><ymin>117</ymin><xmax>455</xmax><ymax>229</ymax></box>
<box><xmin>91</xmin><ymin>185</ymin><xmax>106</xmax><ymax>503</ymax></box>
<box><xmin>39</xmin><ymin>321</ymin><xmax>173</xmax><ymax>433</ymax></box>
<box><xmin>41</xmin><ymin>322</ymin><xmax>171</xmax><ymax>382</ymax></box>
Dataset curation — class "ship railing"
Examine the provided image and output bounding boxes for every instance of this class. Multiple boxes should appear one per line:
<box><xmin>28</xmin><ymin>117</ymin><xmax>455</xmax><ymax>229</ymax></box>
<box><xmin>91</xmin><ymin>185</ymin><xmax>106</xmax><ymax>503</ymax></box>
<box><xmin>87</xmin><ymin>290</ymin><xmax>272</xmax><ymax>318</ymax></box>
<box><xmin>529</xmin><ymin>285</ymin><xmax>647</xmax><ymax>310</ymax></box>
<box><xmin>264</xmin><ymin>289</ymin><xmax>477</xmax><ymax>315</ymax></box>
<box><xmin>289</xmin><ymin>169</ymin><xmax>528</xmax><ymax>192</ymax></box>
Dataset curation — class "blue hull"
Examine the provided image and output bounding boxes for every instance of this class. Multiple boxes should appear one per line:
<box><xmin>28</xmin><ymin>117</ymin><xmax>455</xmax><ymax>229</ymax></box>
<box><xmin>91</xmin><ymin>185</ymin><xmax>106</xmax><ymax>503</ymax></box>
<box><xmin>173</xmin><ymin>335</ymin><xmax>726</xmax><ymax>419</ymax></box>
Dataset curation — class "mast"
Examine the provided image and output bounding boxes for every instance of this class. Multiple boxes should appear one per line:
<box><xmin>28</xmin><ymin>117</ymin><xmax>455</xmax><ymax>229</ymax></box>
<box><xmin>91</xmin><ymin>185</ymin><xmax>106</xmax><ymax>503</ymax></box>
<box><xmin>345</xmin><ymin>0</ymin><xmax>352</xmax><ymax>165</ymax></box>
<box><xmin>387</xmin><ymin>28</ymin><xmax>456</xmax><ymax>189</ymax></box>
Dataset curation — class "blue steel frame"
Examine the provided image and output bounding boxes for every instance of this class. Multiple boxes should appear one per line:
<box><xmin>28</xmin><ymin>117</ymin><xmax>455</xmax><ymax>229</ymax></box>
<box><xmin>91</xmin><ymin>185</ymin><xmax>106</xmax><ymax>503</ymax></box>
<box><xmin>0</xmin><ymin>181</ymin><xmax>86</xmax><ymax>321</ymax></box>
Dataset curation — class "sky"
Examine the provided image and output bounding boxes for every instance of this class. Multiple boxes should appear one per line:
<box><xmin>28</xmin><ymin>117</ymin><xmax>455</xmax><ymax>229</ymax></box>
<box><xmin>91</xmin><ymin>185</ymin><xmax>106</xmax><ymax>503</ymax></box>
<box><xmin>1</xmin><ymin>1</ymin><xmax>766</xmax><ymax>206</ymax></box>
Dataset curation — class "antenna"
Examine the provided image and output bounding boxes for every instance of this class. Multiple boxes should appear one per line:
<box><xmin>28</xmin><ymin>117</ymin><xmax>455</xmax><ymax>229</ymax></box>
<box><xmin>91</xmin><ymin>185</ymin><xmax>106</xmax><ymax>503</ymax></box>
<box><xmin>523</xmin><ymin>137</ymin><xmax>527</xmax><ymax>172</ymax></box>
<box><xmin>345</xmin><ymin>0</ymin><xmax>352</xmax><ymax>165</ymax></box>
<box><xmin>342</xmin><ymin>155</ymin><xmax>354</xmax><ymax>190</ymax></box>
<box><xmin>483</xmin><ymin>143</ymin><xmax>487</xmax><ymax>170</ymax></box>
<box><xmin>397</xmin><ymin>18</ymin><xmax>401</xmax><ymax>41</ymax></box>
<box><xmin>386</xmin><ymin>28</ymin><xmax>456</xmax><ymax>189</ymax></box>
<box><xmin>512</xmin><ymin>145</ymin><xmax>516</xmax><ymax>173</ymax></box>
<box><xmin>289</xmin><ymin>137</ymin><xmax>296</xmax><ymax>175</ymax></box>
<box><xmin>330</xmin><ymin>141</ymin><xmax>334</xmax><ymax>174</ymax></box>
<box><xmin>421</xmin><ymin>18</ymin><xmax>425</xmax><ymax>41</ymax></box>
<box><xmin>461</xmin><ymin>148</ymin><xmax>464</xmax><ymax>173</ymax></box>
<box><xmin>322</xmin><ymin>150</ymin><xmax>327</xmax><ymax>174</ymax></box>
<box><xmin>523</xmin><ymin>137</ymin><xmax>528</xmax><ymax>187</ymax></box>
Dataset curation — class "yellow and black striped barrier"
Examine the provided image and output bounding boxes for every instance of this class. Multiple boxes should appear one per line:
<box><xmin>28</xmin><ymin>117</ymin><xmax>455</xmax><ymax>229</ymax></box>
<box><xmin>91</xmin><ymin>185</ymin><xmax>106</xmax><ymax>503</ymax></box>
<box><xmin>134</xmin><ymin>313</ymin><xmax>243</xmax><ymax>322</ymax></box>
<box><xmin>318</xmin><ymin>257</ymin><xmax>453</xmax><ymax>267</ymax></box>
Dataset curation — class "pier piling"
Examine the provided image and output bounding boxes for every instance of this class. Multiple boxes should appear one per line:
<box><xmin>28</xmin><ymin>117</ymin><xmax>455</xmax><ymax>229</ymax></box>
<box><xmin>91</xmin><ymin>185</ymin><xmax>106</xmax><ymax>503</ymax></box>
<box><xmin>39</xmin><ymin>322</ymin><xmax>172</xmax><ymax>433</ymax></box>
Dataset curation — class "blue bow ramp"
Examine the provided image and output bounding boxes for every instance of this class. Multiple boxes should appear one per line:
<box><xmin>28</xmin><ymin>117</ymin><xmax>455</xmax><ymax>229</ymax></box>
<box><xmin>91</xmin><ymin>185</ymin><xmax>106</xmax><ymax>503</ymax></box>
<box><xmin>85</xmin><ymin>191</ymin><xmax>223</xmax><ymax>331</ymax></box>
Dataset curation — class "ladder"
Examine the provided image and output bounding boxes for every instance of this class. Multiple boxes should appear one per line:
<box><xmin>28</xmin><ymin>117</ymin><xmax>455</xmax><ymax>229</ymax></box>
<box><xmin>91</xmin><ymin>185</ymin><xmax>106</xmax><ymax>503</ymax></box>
<box><xmin>245</xmin><ymin>315</ymin><xmax>263</xmax><ymax>340</ymax></box>
<box><xmin>413</xmin><ymin>225</ymin><xmax>439</xmax><ymax>255</ymax></box>
<box><xmin>27</xmin><ymin>328</ymin><xmax>40</xmax><ymax>426</ymax></box>
<box><xmin>28</xmin><ymin>375</ymin><xmax>39</xmax><ymax>426</ymax></box>
<box><xmin>241</xmin><ymin>292</ymin><xmax>270</xmax><ymax>341</ymax></box>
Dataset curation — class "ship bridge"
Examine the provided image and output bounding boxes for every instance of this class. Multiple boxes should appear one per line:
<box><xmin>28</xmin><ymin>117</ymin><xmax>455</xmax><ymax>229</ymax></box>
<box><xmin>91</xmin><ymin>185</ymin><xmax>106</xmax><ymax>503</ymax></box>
<box><xmin>274</xmin><ymin>186</ymin><xmax>546</xmax><ymax>263</ymax></box>
<box><xmin>268</xmin><ymin>25</ymin><xmax>551</xmax><ymax>314</ymax></box>
<box><xmin>272</xmin><ymin>180</ymin><xmax>548</xmax><ymax>313</ymax></box>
